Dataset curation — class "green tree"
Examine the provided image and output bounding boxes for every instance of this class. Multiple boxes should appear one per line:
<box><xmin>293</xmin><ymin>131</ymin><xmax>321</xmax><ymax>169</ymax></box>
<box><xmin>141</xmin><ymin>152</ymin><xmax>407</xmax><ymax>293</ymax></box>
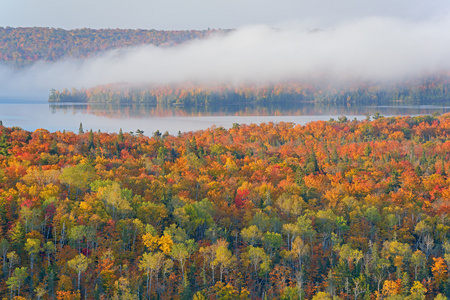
<box><xmin>6</xmin><ymin>274</ymin><xmax>18</xmax><ymax>298</ymax></box>
<box><xmin>7</xmin><ymin>267</ymin><xmax>27</xmax><ymax>297</ymax></box>
<box><xmin>9</xmin><ymin>222</ymin><xmax>25</xmax><ymax>250</ymax></box>
<box><xmin>68</xmin><ymin>225</ymin><xmax>86</xmax><ymax>253</ymax></box>
<box><xmin>262</xmin><ymin>231</ymin><xmax>283</xmax><ymax>258</ymax></box>
<box><xmin>411</xmin><ymin>250</ymin><xmax>426</xmax><ymax>281</ymax></box>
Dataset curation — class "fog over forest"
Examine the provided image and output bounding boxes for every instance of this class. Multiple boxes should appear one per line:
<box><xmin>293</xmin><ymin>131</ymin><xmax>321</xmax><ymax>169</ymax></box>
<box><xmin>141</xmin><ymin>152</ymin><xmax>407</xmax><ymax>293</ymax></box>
<box><xmin>1</xmin><ymin>14</ymin><xmax>450</xmax><ymax>98</ymax></box>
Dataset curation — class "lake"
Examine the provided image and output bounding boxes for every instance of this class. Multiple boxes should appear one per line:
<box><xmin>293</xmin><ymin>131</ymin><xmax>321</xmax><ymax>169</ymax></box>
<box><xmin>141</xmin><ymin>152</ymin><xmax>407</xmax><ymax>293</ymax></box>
<box><xmin>1</xmin><ymin>98</ymin><xmax>450</xmax><ymax>135</ymax></box>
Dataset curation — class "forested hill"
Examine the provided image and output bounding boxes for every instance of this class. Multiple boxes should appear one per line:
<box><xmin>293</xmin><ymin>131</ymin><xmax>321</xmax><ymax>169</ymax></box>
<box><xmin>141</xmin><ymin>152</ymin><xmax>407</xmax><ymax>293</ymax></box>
<box><xmin>0</xmin><ymin>115</ymin><xmax>450</xmax><ymax>299</ymax></box>
<box><xmin>0</xmin><ymin>27</ymin><xmax>226</xmax><ymax>66</ymax></box>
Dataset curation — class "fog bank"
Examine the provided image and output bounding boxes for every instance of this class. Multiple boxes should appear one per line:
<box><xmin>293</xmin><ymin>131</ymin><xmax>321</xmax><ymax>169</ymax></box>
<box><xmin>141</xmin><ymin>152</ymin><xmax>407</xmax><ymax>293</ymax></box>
<box><xmin>1</xmin><ymin>15</ymin><xmax>450</xmax><ymax>98</ymax></box>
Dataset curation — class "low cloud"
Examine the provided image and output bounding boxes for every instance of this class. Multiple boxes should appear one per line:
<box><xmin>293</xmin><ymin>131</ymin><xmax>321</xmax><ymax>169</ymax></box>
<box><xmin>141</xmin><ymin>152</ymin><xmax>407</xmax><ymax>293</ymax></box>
<box><xmin>1</xmin><ymin>14</ymin><xmax>450</xmax><ymax>98</ymax></box>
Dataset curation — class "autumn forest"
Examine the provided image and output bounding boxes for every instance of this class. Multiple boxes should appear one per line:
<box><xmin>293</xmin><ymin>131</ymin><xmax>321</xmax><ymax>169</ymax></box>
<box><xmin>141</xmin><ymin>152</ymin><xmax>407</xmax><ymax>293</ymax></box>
<box><xmin>0</xmin><ymin>114</ymin><xmax>449</xmax><ymax>299</ymax></box>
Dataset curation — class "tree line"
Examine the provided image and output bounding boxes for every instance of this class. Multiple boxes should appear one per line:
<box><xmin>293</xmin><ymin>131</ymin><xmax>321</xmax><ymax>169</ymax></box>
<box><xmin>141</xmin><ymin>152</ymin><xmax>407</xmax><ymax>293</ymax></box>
<box><xmin>49</xmin><ymin>73</ymin><xmax>450</xmax><ymax>106</ymax></box>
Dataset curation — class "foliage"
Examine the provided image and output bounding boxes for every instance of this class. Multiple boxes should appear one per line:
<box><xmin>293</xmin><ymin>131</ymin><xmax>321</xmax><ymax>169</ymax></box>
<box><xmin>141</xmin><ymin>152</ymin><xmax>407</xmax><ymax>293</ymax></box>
<box><xmin>0</xmin><ymin>115</ymin><xmax>449</xmax><ymax>298</ymax></box>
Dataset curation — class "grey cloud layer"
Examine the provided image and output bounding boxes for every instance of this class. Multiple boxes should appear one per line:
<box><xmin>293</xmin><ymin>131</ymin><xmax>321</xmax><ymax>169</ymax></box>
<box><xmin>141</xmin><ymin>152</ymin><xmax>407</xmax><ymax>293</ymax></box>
<box><xmin>1</xmin><ymin>15</ymin><xmax>450</xmax><ymax>98</ymax></box>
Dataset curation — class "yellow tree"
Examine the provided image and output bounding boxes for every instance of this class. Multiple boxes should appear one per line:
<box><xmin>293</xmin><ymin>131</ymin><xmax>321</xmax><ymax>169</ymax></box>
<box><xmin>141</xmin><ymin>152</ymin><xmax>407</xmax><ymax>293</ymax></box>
<box><xmin>170</xmin><ymin>243</ymin><xmax>189</xmax><ymax>287</ymax></box>
<box><xmin>7</xmin><ymin>251</ymin><xmax>19</xmax><ymax>277</ymax></box>
<box><xmin>158</xmin><ymin>233</ymin><xmax>174</xmax><ymax>255</ymax></box>
<box><xmin>139</xmin><ymin>252</ymin><xmax>164</xmax><ymax>300</ymax></box>
<box><xmin>143</xmin><ymin>227</ymin><xmax>174</xmax><ymax>255</ymax></box>
<box><xmin>276</xmin><ymin>193</ymin><xmax>305</xmax><ymax>218</ymax></box>
<box><xmin>311</xmin><ymin>291</ymin><xmax>332</xmax><ymax>300</ymax></box>
<box><xmin>282</xmin><ymin>223</ymin><xmax>301</xmax><ymax>250</ymax></box>
<box><xmin>67</xmin><ymin>253</ymin><xmax>89</xmax><ymax>291</ymax></box>
<box><xmin>382</xmin><ymin>240</ymin><xmax>411</xmax><ymax>278</ymax></box>
<box><xmin>142</xmin><ymin>233</ymin><xmax>159</xmax><ymax>252</ymax></box>
<box><xmin>35</xmin><ymin>284</ymin><xmax>47</xmax><ymax>300</ymax></box>
<box><xmin>409</xmin><ymin>281</ymin><xmax>427</xmax><ymax>300</ymax></box>
<box><xmin>291</xmin><ymin>236</ymin><xmax>309</xmax><ymax>271</ymax></box>
<box><xmin>244</xmin><ymin>246</ymin><xmax>271</xmax><ymax>278</ymax></box>
<box><xmin>59</xmin><ymin>163</ymin><xmax>96</xmax><ymax>200</ymax></box>
<box><xmin>212</xmin><ymin>240</ymin><xmax>236</xmax><ymax>282</ymax></box>
<box><xmin>96</xmin><ymin>182</ymin><xmax>132</xmax><ymax>221</ymax></box>
<box><xmin>213</xmin><ymin>282</ymin><xmax>250</xmax><ymax>299</ymax></box>
<box><xmin>199</xmin><ymin>244</ymin><xmax>216</xmax><ymax>285</ymax></box>
<box><xmin>112</xmin><ymin>277</ymin><xmax>138</xmax><ymax>300</ymax></box>
<box><xmin>241</xmin><ymin>225</ymin><xmax>263</xmax><ymax>246</ymax></box>
<box><xmin>25</xmin><ymin>238</ymin><xmax>40</xmax><ymax>270</ymax></box>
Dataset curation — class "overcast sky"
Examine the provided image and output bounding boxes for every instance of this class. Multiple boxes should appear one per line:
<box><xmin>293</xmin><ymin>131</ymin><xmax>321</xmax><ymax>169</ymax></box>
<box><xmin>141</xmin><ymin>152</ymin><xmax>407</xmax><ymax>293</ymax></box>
<box><xmin>1</xmin><ymin>0</ymin><xmax>449</xmax><ymax>30</ymax></box>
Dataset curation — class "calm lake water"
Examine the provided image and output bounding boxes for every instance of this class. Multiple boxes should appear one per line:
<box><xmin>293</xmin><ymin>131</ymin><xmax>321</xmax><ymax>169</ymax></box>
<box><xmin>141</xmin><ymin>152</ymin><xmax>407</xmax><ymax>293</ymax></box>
<box><xmin>1</xmin><ymin>98</ymin><xmax>450</xmax><ymax>135</ymax></box>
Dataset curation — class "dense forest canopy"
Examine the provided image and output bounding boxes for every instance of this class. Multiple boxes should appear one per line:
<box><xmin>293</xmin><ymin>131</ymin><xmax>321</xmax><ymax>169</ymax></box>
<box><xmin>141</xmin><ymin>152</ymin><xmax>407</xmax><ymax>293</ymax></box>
<box><xmin>0</xmin><ymin>115</ymin><xmax>450</xmax><ymax>299</ymax></box>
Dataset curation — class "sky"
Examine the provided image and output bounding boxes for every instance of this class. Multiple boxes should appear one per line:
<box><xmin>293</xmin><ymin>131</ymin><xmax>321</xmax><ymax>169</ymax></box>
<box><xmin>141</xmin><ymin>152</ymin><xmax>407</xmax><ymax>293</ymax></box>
<box><xmin>1</xmin><ymin>0</ymin><xmax>449</xmax><ymax>30</ymax></box>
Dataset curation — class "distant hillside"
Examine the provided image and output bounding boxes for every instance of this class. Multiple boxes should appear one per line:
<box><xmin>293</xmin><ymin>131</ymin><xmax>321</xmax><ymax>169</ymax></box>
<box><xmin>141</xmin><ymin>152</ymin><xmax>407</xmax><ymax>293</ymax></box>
<box><xmin>0</xmin><ymin>27</ymin><xmax>228</xmax><ymax>66</ymax></box>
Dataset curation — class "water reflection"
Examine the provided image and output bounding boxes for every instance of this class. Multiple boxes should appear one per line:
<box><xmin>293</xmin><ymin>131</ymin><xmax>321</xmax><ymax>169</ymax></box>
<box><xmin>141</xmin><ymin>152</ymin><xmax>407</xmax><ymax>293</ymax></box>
<box><xmin>2</xmin><ymin>101</ymin><xmax>450</xmax><ymax>135</ymax></box>
<box><xmin>49</xmin><ymin>102</ymin><xmax>450</xmax><ymax>119</ymax></box>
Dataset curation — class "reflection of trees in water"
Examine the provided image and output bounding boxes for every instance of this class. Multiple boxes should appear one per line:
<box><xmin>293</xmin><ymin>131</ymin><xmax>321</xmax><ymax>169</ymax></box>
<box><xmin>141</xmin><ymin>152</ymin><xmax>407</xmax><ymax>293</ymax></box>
<box><xmin>49</xmin><ymin>102</ymin><xmax>450</xmax><ymax>119</ymax></box>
